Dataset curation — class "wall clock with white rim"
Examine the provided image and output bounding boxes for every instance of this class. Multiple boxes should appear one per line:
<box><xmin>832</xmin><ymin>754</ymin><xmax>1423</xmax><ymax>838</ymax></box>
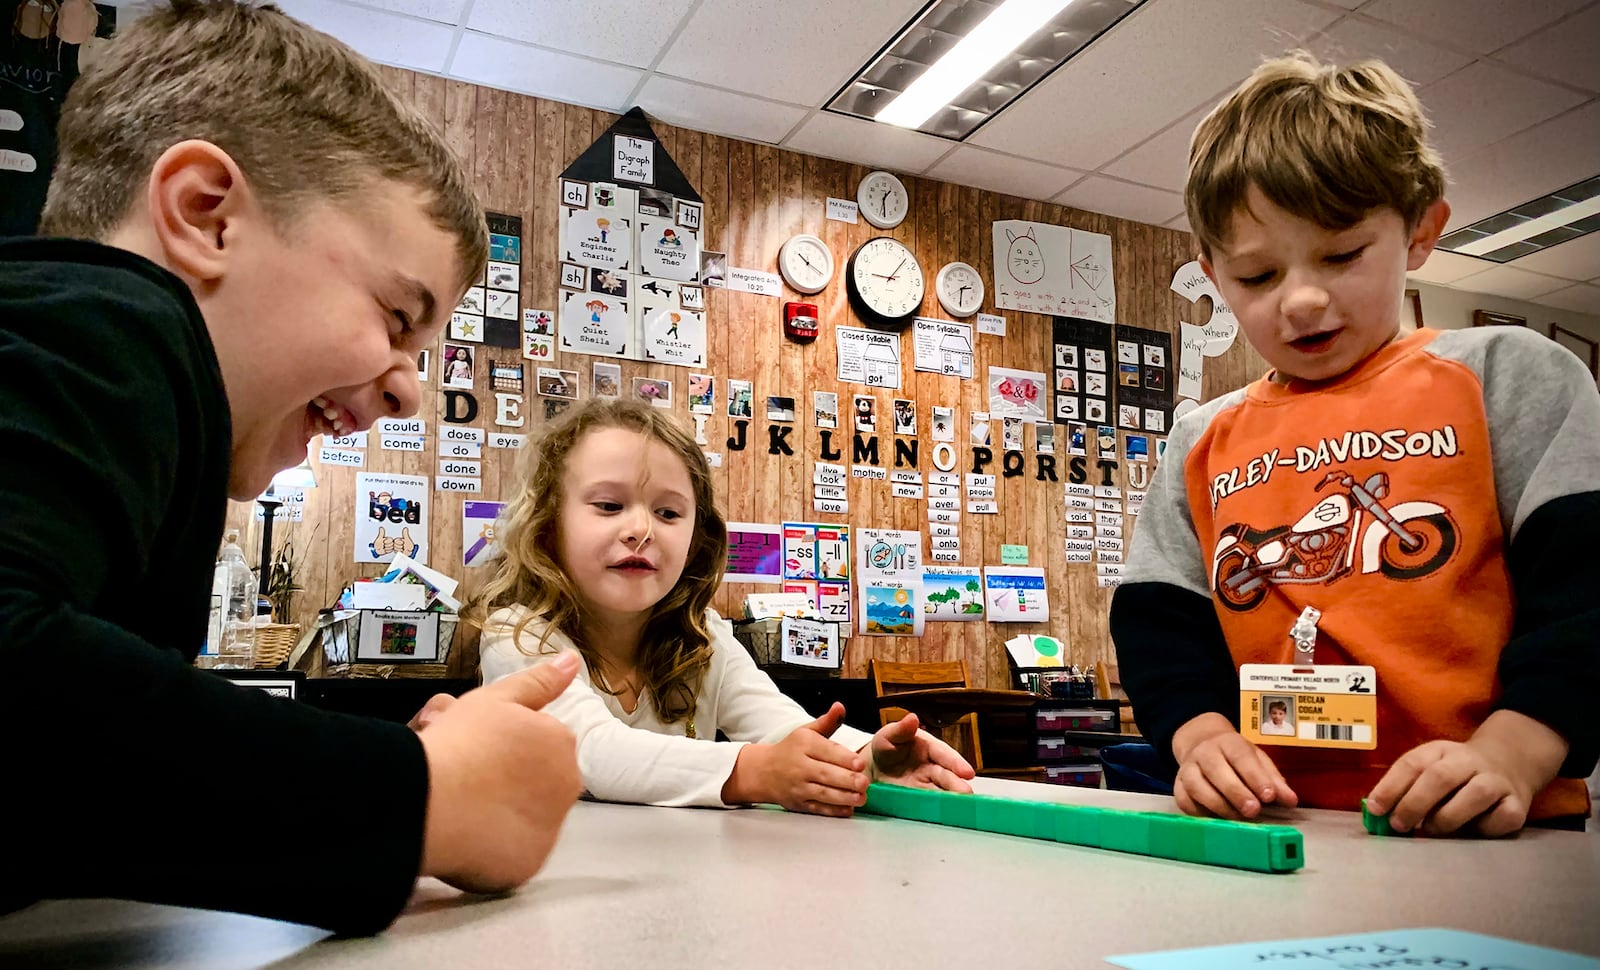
<box><xmin>935</xmin><ymin>260</ymin><xmax>984</xmax><ymax>318</ymax></box>
<box><xmin>777</xmin><ymin>233</ymin><xmax>835</xmax><ymax>294</ymax></box>
<box><xmin>846</xmin><ymin>236</ymin><xmax>925</xmax><ymax>330</ymax></box>
<box><xmin>857</xmin><ymin>170</ymin><xmax>909</xmax><ymax>229</ymax></box>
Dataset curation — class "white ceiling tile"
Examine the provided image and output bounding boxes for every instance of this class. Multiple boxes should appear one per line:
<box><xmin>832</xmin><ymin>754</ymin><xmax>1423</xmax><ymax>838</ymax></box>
<box><xmin>1495</xmin><ymin>4</ymin><xmax>1600</xmax><ymax>93</ymax></box>
<box><xmin>1306</xmin><ymin>17</ymin><xmax>1475</xmax><ymax>87</ymax></box>
<box><xmin>1418</xmin><ymin>61</ymin><xmax>1588</xmax><ymax>166</ymax></box>
<box><xmin>1408</xmin><ymin>250</ymin><xmax>1496</xmax><ymax>284</ymax></box>
<box><xmin>1167</xmin><ymin>212</ymin><xmax>1193</xmax><ymax>233</ymax></box>
<box><xmin>1534</xmin><ymin>281</ymin><xmax>1600</xmax><ymax>315</ymax></box>
<box><xmin>1358</xmin><ymin>0</ymin><xmax>1590</xmax><ymax>55</ymax></box>
<box><xmin>275</xmin><ymin>0</ymin><xmax>455</xmax><ymax>73</ymax></box>
<box><xmin>657</xmin><ymin>0</ymin><xmax>926</xmax><ymax>105</ymax></box>
<box><xmin>924</xmin><ymin>148</ymin><xmax>1082</xmax><ymax>202</ymax></box>
<box><xmin>1450</xmin><ymin>264</ymin><xmax>1573</xmax><ymax>300</ymax></box>
<box><xmin>638</xmin><ymin>76</ymin><xmax>808</xmax><ymax>145</ymax></box>
<box><xmin>1443</xmin><ymin>100</ymin><xmax>1600</xmax><ymax>229</ymax></box>
<box><xmin>972</xmin><ymin>0</ymin><xmax>1341</xmax><ymax>171</ymax></box>
<box><xmin>1054</xmin><ymin>176</ymin><xmax>1185</xmax><ymax>227</ymax></box>
<box><xmin>1100</xmin><ymin>106</ymin><xmax>1206</xmax><ymax>193</ymax></box>
<box><xmin>448</xmin><ymin>32</ymin><xmax>643</xmax><ymax>110</ymax></box>
<box><xmin>783</xmin><ymin>112</ymin><xmax>953</xmax><ymax>173</ymax></box>
<box><xmin>341</xmin><ymin>0</ymin><xmax>468</xmax><ymax>24</ymax></box>
<box><xmin>1510</xmin><ymin>233</ymin><xmax>1600</xmax><ymax>283</ymax></box>
<box><xmin>466</xmin><ymin>0</ymin><xmax>697</xmax><ymax>67</ymax></box>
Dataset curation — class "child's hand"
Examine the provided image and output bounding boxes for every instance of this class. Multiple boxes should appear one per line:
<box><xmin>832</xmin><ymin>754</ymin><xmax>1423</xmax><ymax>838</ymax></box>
<box><xmin>1365</xmin><ymin>710</ymin><xmax>1568</xmax><ymax>837</ymax></box>
<box><xmin>724</xmin><ymin>702</ymin><xmax>869</xmax><ymax>817</ymax></box>
<box><xmin>865</xmin><ymin>712</ymin><xmax>975</xmax><ymax>793</ymax></box>
<box><xmin>1171</xmin><ymin>712</ymin><xmax>1297</xmax><ymax>820</ymax></box>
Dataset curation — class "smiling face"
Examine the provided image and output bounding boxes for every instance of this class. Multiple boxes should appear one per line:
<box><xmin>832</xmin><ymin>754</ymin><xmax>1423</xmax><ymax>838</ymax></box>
<box><xmin>554</xmin><ymin>427</ymin><xmax>696</xmax><ymax>631</ymax></box>
<box><xmin>202</xmin><ymin>181</ymin><xmax>465</xmax><ymax>497</ymax></box>
<box><xmin>1202</xmin><ymin>185</ymin><xmax>1448</xmax><ymax>384</ymax></box>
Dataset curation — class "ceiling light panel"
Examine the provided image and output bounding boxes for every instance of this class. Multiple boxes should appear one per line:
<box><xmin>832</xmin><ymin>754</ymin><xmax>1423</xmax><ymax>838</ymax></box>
<box><xmin>826</xmin><ymin>0</ymin><xmax>1145</xmax><ymax>141</ymax></box>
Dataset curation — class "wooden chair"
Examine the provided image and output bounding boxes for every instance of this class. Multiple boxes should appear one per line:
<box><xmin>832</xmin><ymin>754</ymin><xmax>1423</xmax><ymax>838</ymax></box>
<box><xmin>1094</xmin><ymin>662</ymin><xmax>1138</xmax><ymax>733</ymax></box>
<box><xmin>870</xmin><ymin>659</ymin><xmax>1044</xmax><ymax>781</ymax></box>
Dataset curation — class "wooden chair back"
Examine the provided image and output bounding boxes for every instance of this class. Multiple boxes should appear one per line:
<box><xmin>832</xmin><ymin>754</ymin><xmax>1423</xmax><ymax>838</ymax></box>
<box><xmin>870</xmin><ymin>659</ymin><xmax>982</xmax><ymax>771</ymax></box>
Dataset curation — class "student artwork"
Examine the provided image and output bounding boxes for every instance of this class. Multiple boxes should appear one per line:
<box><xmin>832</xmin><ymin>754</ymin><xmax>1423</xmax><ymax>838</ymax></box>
<box><xmin>592</xmin><ymin>361</ymin><xmax>621</xmax><ymax>399</ymax></box>
<box><xmin>780</xmin><ymin>617</ymin><xmax>842</xmax><ymax>669</ymax></box>
<box><xmin>912</xmin><ymin>316</ymin><xmax>974</xmax><ymax>379</ymax></box>
<box><xmin>462</xmin><ymin>500</ymin><xmax>504</xmax><ymax>568</ymax></box>
<box><xmin>1034</xmin><ymin>421</ymin><xmax>1055</xmax><ymax>454</ymax></box>
<box><xmin>921</xmin><ymin>565</ymin><xmax>985</xmax><ymax>621</ymax></box>
<box><xmin>1113</xmin><ymin>324</ymin><xmax>1175</xmax><ymax>433</ymax></box>
<box><xmin>1053</xmin><ymin>316</ymin><xmax>1114</xmax><ymax>426</ymax></box>
<box><xmin>983</xmin><ymin>566</ymin><xmax>1050</xmax><ymax>622</ymax></box>
<box><xmin>988</xmin><ymin>366</ymin><xmax>1047</xmax><ymax>420</ymax></box>
<box><xmin>479</xmin><ymin>212</ymin><xmax>523</xmax><ymax>348</ymax></box>
<box><xmin>354</xmin><ymin>473</ymin><xmax>430</xmax><ymax>565</ymax></box>
<box><xmin>813</xmin><ymin>391</ymin><xmax>839</xmax><ymax>429</ymax></box>
<box><xmin>930</xmin><ymin>405</ymin><xmax>955</xmax><ymax>442</ymax></box>
<box><xmin>727</xmin><ymin>379</ymin><xmax>753</xmax><ymax>418</ymax></box>
<box><xmin>725</xmin><ymin>522</ymin><xmax>784</xmax><ymax>583</ymax></box>
<box><xmin>536</xmin><ymin>368</ymin><xmax>579</xmax><ymax>400</ymax></box>
<box><xmin>853</xmin><ymin>394</ymin><xmax>877</xmax><ymax>433</ymax></box>
<box><xmin>442</xmin><ymin>343</ymin><xmax>475</xmax><ymax>390</ymax></box>
<box><xmin>892</xmin><ymin>399</ymin><xmax>916</xmax><ymax>436</ymax></box>
<box><xmin>1002</xmin><ymin>416</ymin><xmax>1024</xmax><ymax>452</ymax></box>
<box><xmin>557</xmin><ymin>110</ymin><xmax>705</xmax><ymax>366</ymax></box>
<box><xmin>766</xmin><ymin>396</ymin><xmax>796</xmax><ymax>422</ymax></box>
<box><xmin>992</xmin><ymin>220</ymin><xmax>1115</xmax><ymax>323</ymax></box>
<box><xmin>633</xmin><ymin>377</ymin><xmax>672</xmax><ymax>409</ymax></box>
<box><xmin>782</xmin><ymin>522</ymin><xmax>851</xmax><ymax>627</ymax></box>
<box><xmin>836</xmin><ymin>326</ymin><xmax>902</xmax><ymax>389</ymax></box>
<box><xmin>857</xmin><ymin>528</ymin><xmax>924</xmax><ymax>637</ymax></box>
<box><xmin>688</xmin><ymin>373</ymin><xmax>715</xmax><ymax>414</ymax></box>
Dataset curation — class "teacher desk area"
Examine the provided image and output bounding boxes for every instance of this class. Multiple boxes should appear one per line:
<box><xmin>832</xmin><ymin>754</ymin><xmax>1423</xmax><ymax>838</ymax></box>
<box><xmin>2</xmin><ymin>779</ymin><xmax>1595</xmax><ymax>970</ymax></box>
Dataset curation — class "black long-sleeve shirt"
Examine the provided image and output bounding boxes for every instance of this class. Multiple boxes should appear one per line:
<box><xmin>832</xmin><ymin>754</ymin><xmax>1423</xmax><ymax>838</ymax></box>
<box><xmin>0</xmin><ymin>238</ymin><xmax>428</xmax><ymax>933</ymax></box>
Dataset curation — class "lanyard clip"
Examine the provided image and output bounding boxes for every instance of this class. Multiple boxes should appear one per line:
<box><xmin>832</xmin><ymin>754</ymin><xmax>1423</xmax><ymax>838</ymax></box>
<box><xmin>1289</xmin><ymin>606</ymin><xmax>1321</xmax><ymax>665</ymax></box>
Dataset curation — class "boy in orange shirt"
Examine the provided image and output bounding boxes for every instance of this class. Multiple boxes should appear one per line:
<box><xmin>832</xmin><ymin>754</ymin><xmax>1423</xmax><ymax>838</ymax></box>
<box><xmin>1112</xmin><ymin>52</ymin><xmax>1599</xmax><ymax>835</ymax></box>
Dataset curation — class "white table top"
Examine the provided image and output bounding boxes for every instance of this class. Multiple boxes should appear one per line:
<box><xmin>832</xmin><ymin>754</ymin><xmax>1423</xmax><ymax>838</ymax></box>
<box><xmin>2</xmin><ymin>780</ymin><xmax>1596</xmax><ymax>970</ymax></box>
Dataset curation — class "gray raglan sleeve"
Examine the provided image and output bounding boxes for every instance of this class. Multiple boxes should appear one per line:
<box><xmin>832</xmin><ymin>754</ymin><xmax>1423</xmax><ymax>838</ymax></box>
<box><xmin>1432</xmin><ymin>328</ymin><xmax>1600</xmax><ymax>777</ymax></box>
<box><xmin>1110</xmin><ymin>392</ymin><xmax>1248</xmax><ymax>767</ymax></box>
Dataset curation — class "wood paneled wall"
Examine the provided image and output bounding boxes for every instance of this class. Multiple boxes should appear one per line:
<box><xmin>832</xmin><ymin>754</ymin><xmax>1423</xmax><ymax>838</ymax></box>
<box><xmin>224</xmin><ymin>68</ymin><xmax>1266</xmax><ymax>685</ymax></box>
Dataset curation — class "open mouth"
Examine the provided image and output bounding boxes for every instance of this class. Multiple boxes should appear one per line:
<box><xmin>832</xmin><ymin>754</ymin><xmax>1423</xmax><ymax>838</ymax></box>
<box><xmin>609</xmin><ymin>557</ymin><xmax>656</xmax><ymax>572</ymax></box>
<box><xmin>1289</xmin><ymin>330</ymin><xmax>1339</xmax><ymax>353</ymax></box>
<box><xmin>306</xmin><ymin>395</ymin><xmax>355</xmax><ymax>438</ymax></box>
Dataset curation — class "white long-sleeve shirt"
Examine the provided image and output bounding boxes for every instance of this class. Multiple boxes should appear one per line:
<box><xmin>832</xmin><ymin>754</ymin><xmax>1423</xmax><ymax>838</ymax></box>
<box><xmin>480</xmin><ymin>606</ymin><xmax>876</xmax><ymax>808</ymax></box>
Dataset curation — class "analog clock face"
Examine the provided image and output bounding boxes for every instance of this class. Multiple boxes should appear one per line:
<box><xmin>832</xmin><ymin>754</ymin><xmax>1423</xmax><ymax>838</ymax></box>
<box><xmin>857</xmin><ymin>171</ymin><xmax>909</xmax><ymax>229</ymax></box>
<box><xmin>848</xmin><ymin>236</ymin><xmax>924</xmax><ymax>327</ymax></box>
<box><xmin>778</xmin><ymin>234</ymin><xmax>833</xmax><ymax>294</ymax></box>
<box><xmin>936</xmin><ymin>261</ymin><xmax>984</xmax><ymax>317</ymax></box>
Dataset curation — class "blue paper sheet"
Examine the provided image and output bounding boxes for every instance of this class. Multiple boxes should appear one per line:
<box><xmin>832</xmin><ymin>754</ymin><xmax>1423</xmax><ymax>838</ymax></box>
<box><xmin>1107</xmin><ymin>928</ymin><xmax>1598</xmax><ymax>970</ymax></box>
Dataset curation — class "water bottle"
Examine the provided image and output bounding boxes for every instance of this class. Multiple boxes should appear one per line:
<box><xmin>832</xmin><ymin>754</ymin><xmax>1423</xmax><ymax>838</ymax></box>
<box><xmin>212</xmin><ymin>530</ymin><xmax>256</xmax><ymax>669</ymax></box>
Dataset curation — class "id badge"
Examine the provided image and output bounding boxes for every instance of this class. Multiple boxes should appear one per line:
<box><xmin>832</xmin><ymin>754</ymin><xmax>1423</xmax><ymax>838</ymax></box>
<box><xmin>1239</xmin><ymin>664</ymin><xmax>1377</xmax><ymax>750</ymax></box>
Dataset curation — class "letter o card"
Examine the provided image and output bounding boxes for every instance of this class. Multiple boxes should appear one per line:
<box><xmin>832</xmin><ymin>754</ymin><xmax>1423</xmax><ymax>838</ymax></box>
<box><xmin>1240</xmin><ymin>664</ymin><xmax>1377</xmax><ymax>749</ymax></box>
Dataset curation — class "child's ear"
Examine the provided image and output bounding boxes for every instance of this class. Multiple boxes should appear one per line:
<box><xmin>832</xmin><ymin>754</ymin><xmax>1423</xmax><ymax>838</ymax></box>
<box><xmin>145</xmin><ymin>139</ymin><xmax>252</xmax><ymax>284</ymax></box>
<box><xmin>1406</xmin><ymin>199</ymin><xmax>1452</xmax><ymax>271</ymax></box>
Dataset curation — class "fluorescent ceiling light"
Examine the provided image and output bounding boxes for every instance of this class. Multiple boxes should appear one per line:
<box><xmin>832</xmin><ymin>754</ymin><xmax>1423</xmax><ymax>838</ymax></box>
<box><xmin>876</xmin><ymin>0</ymin><xmax>1078</xmax><ymax>129</ymax></box>
<box><xmin>1449</xmin><ymin>195</ymin><xmax>1600</xmax><ymax>257</ymax></box>
<box><xmin>1437</xmin><ymin>175</ymin><xmax>1600</xmax><ymax>263</ymax></box>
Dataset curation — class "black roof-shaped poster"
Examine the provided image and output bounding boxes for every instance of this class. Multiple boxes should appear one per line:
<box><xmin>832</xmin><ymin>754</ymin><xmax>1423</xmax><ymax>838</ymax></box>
<box><xmin>560</xmin><ymin>106</ymin><xmax>702</xmax><ymax>203</ymax></box>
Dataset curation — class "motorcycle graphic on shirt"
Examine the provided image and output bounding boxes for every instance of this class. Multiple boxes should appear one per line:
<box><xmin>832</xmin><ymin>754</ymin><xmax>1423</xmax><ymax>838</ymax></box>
<box><xmin>1210</xmin><ymin>469</ymin><xmax>1458</xmax><ymax>612</ymax></box>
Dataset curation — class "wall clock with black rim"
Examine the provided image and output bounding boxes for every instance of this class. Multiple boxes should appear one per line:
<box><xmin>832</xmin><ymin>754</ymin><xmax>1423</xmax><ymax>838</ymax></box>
<box><xmin>846</xmin><ymin>236</ymin><xmax>925</xmax><ymax>330</ymax></box>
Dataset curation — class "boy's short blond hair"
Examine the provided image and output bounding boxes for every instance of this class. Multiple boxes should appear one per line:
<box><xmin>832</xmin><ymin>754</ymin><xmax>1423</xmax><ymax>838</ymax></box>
<box><xmin>39</xmin><ymin>0</ymin><xmax>486</xmax><ymax>289</ymax></box>
<box><xmin>1186</xmin><ymin>51</ymin><xmax>1446</xmax><ymax>259</ymax></box>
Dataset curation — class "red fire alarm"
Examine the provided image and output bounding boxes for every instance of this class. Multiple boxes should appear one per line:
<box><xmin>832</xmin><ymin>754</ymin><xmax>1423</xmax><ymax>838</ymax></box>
<box><xmin>784</xmin><ymin>301</ymin><xmax>819</xmax><ymax>343</ymax></box>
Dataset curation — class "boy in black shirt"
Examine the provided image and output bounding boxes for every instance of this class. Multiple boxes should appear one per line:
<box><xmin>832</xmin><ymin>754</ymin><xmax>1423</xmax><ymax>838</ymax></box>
<box><xmin>0</xmin><ymin>0</ymin><xmax>581</xmax><ymax>934</ymax></box>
